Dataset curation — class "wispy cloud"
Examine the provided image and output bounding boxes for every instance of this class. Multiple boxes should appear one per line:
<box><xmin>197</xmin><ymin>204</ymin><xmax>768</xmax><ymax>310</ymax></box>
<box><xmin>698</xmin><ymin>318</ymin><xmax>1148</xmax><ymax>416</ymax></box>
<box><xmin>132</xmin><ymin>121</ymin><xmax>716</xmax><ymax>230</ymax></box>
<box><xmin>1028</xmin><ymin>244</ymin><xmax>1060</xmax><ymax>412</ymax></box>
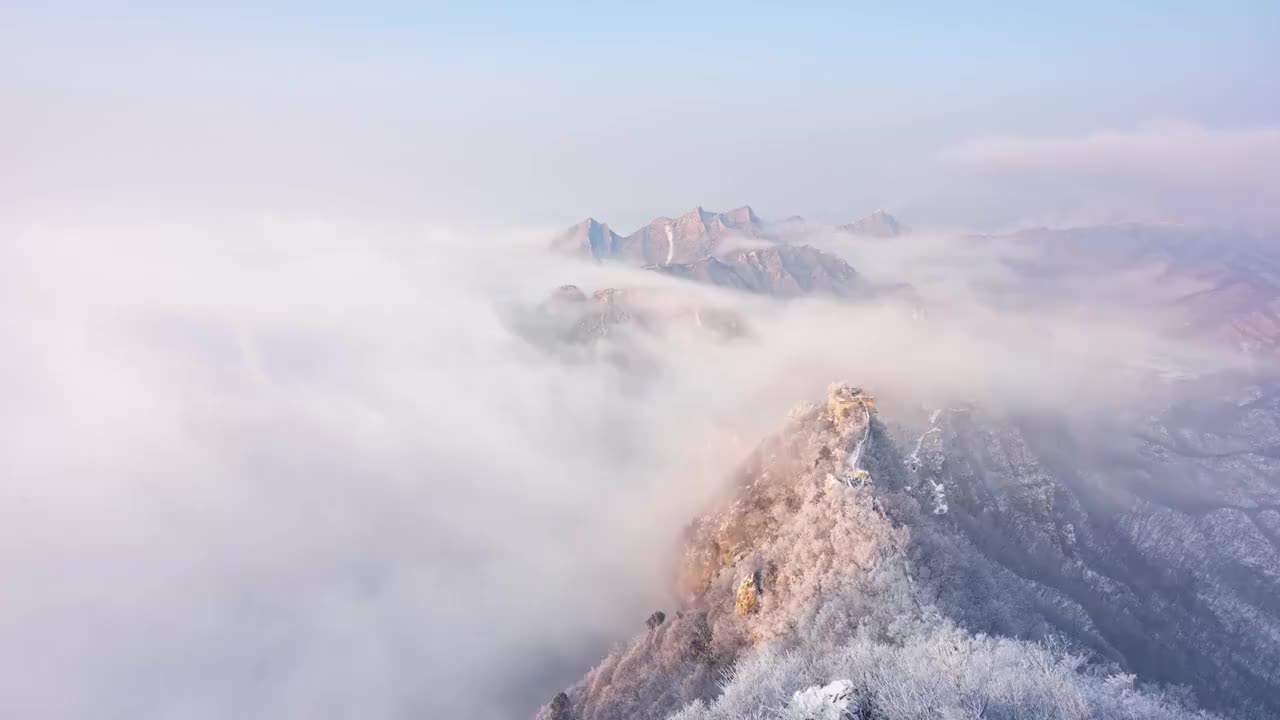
<box><xmin>933</xmin><ymin>122</ymin><xmax>1280</xmax><ymax>228</ymax></box>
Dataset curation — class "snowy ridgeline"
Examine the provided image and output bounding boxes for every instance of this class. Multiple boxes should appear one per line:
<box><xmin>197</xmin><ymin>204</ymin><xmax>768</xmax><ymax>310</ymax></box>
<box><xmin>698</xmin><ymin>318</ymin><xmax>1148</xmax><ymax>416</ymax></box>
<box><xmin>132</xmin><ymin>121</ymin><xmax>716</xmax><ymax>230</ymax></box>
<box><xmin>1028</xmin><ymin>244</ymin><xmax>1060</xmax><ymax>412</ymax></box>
<box><xmin>661</xmin><ymin>405</ymin><xmax>1213</xmax><ymax>720</ymax></box>
<box><xmin>543</xmin><ymin>386</ymin><xmax>1260</xmax><ymax>720</ymax></box>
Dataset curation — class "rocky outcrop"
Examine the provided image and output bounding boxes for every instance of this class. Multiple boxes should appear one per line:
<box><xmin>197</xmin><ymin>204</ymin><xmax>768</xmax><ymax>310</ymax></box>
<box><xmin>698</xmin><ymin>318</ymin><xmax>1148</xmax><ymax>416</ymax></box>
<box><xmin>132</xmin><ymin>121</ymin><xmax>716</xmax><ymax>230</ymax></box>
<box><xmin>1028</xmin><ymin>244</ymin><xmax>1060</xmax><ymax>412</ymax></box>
<box><xmin>733</xmin><ymin>575</ymin><xmax>760</xmax><ymax>615</ymax></box>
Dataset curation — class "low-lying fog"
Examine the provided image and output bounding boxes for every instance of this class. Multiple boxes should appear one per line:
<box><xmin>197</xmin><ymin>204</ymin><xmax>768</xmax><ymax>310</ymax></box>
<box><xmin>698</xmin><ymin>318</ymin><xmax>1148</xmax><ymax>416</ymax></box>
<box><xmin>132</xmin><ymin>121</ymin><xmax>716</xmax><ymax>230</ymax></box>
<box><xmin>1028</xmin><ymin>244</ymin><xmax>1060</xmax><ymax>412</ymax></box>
<box><xmin>0</xmin><ymin>218</ymin><xmax>1241</xmax><ymax>719</ymax></box>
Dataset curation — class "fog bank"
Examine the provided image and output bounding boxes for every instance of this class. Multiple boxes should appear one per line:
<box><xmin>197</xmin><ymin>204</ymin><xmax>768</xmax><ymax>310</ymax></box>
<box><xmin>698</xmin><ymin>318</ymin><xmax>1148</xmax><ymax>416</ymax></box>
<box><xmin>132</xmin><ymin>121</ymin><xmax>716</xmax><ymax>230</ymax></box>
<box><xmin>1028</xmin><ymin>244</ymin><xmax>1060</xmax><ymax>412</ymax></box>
<box><xmin>0</xmin><ymin>218</ymin><xmax>1235</xmax><ymax>719</ymax></box>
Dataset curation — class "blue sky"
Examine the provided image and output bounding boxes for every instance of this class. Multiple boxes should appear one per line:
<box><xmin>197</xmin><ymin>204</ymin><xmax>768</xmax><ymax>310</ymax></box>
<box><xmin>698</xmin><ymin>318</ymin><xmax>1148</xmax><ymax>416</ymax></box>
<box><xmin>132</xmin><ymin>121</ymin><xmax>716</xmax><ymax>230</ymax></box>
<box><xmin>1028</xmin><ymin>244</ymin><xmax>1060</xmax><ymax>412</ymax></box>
<box><xmin>3</xmin><ymin>2</ymin><xmax>1278</xmax><ymax>227</ymax></box>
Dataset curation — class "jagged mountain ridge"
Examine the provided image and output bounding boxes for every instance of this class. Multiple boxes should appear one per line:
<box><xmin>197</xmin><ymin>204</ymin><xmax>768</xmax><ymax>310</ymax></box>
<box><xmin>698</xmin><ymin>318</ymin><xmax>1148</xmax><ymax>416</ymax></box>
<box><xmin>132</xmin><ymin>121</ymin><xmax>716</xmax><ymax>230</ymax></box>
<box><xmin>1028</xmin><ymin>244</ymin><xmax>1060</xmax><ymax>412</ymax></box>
<box><xmin>552</xmin><ymin>206</ymin><xmax>770</xmax><ymax>266</ymax></box>
<box><xmin>552</xmin><ymin>206</ymin><xmax>905</xmax><ymax>299</ymax></box>
<box><xmin>554</xmin><ymin>206</ymin><xmax>907</xmax><ymax>265</ymax></box>
<box><xmin>537</xmin><ymin>385</ymin><xmax>1232</xmax><ymax>720</ymax></box>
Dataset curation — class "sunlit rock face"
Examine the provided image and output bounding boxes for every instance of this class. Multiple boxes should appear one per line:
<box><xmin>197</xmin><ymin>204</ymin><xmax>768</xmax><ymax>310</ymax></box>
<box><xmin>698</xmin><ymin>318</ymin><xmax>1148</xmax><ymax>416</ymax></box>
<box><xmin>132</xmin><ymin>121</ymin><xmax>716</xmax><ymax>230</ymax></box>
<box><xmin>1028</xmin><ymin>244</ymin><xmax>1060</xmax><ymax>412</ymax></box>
<box><xmin>534</xmin><ymin>385</ymin><xmax>906</xmax><ymax>720</ymax></box>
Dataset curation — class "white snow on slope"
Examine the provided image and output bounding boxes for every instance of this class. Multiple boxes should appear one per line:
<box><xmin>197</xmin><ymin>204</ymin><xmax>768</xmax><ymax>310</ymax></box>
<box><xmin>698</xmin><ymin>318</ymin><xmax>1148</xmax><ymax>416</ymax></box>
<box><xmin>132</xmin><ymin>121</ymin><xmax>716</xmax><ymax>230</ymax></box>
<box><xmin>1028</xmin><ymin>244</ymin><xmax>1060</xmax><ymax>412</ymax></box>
<box><xmin>790</xmin><ymin>679</ymin><xmax>855</xmax><ymax>719</ymax></box>
<box><xmin>929</xmin><ymin>479</ymin><xmax>948</xmax><ymax>515</ymax></box>
<box><xmin>904</xmin><ymin>427</ymin><xmax>940</xmax><ymax>472</ymax></box>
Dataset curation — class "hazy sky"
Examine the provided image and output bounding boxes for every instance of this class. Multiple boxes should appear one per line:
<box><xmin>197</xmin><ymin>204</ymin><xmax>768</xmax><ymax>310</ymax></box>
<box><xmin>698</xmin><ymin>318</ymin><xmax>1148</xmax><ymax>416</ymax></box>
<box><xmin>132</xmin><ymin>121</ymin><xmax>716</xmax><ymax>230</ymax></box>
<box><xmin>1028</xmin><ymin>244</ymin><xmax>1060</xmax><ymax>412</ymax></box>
<box><xmin>3</xmin><ymin>2</ymin><xmax>1279</xmax><ymax>226</ymax></box>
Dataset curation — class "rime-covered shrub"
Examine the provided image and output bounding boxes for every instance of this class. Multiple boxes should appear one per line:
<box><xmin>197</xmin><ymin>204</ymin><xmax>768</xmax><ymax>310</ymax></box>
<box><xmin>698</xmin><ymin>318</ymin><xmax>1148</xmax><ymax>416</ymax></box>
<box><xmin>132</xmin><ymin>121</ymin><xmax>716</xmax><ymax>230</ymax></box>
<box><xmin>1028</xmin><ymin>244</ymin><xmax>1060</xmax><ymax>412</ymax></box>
<box><xmin>668</xmin><ymin>615</ymin><xmax>1212</xmax><ymax>720</ymax></box>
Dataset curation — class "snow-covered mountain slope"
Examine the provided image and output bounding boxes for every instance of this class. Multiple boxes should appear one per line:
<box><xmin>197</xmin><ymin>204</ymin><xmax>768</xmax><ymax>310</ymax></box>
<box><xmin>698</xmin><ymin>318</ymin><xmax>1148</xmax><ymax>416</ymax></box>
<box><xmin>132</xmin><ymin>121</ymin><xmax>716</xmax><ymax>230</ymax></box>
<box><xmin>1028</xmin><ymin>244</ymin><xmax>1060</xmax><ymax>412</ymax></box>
<box><xmin>535</xmin><ymin>384</ymin><xmax>1250</xmax><ymax>720</ymax></box>
<box><xmin>883</xmin><ymin>376</ymin><xmax>1280</xmax><ymax>716</ymax></box>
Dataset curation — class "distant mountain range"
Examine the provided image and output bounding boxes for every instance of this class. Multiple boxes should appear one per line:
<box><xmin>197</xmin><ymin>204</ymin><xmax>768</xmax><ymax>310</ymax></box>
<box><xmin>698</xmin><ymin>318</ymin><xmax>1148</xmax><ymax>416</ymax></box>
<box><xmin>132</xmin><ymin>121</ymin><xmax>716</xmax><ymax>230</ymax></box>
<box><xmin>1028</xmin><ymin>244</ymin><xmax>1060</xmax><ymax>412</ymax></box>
<box><xmin>553</xmin><ymin>208</ymin><xmax>1280</xmax><ymax>360</ymax></box>
<box><xmin>552</xmin><ymin>207</ymin><xmax>906</xmax><ymax>300</ymax></box>
<box><xmin>553</xmin><ymin>206</ymin><xmax>905</xmax><ymax>267</ymax></box>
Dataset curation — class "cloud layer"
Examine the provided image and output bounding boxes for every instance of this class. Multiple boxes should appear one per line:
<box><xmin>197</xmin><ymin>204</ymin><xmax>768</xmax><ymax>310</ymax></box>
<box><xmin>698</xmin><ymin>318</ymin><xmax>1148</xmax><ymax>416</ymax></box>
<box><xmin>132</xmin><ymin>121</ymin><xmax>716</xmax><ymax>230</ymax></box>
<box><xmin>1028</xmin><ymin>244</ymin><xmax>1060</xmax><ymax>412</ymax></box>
<box><xmin>0</xmin><ymin>222</ymin><xmax>768</xmax><ymax>719</ymax></box>
<box><xmin>933</xmin><ymin>122</ymin><xmax>1280</xmax><ymax>228</ymax></box>
<box><xmin>0</xmin><ymin>217</ymin><xmax>1241</xmax><ymax>719</ymax></box>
